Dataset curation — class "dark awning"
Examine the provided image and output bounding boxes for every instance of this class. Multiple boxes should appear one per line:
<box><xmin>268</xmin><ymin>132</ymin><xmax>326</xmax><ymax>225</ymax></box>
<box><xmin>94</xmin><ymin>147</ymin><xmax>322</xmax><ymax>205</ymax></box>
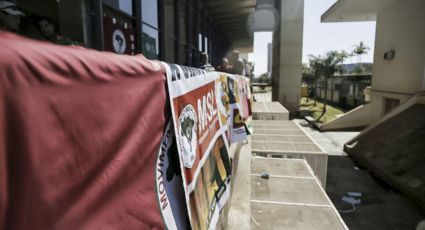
<box><xmin>204</xmin><ymin>0</ymin><xmax>256</xmax><ymax>52</ymax></box>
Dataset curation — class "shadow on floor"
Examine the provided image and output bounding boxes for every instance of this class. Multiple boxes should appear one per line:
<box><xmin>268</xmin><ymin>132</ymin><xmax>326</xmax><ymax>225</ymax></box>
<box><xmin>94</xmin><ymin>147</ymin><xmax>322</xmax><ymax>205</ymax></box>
<box><xmin>326</xmin><ymin>155</ymin><xmax>425</xmax><ymax>230</ymax></box>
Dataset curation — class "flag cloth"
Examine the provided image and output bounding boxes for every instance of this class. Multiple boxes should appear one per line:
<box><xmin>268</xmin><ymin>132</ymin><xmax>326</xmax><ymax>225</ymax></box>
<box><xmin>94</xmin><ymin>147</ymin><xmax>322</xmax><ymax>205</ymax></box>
<box><xmin>0</xmin><ymin>32</ymin><xmax>167</xmax><ymax>230</ymax></box>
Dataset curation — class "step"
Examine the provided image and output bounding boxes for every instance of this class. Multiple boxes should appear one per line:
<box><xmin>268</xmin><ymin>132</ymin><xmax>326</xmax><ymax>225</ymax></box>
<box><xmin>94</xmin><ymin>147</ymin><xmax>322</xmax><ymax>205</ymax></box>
<box><xmin>250</xmin><ymin>157</ymin><xmax>347</xmax><ymax>230</ymax></box>
<box><xmin>253</xmin><ymin>101</ymin><xmax>289</xmax><ymax>120</ymax></box>
<box><xmin>251</xmin><ymin>120</ymin><xmax>328</xmax><ymax>186</ymax></box>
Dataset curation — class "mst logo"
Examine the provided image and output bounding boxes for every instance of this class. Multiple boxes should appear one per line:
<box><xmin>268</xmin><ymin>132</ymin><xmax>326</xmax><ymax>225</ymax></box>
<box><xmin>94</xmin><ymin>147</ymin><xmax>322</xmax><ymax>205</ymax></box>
<box><xmin>178</xmin><ymin>104</ymin><xmax>198</xmax><ymax>169</ymax></box>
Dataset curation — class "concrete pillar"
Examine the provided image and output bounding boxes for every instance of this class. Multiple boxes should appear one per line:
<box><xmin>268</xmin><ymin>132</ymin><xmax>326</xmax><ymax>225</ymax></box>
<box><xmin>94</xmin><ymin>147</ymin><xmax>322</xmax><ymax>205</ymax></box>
<box><xmin>423</xmin><ymin>57</ymin><xmax>425</xmax><ymax>91</ymax></box>
<box><xmin>272</xmin><ymin>0</ymin><xmax>304</xmax><ymax>116</ymax></box>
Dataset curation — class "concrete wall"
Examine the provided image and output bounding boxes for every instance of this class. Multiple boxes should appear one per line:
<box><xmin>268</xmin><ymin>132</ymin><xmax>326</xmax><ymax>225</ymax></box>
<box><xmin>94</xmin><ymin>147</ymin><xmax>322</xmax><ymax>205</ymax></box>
<box><xmin>321</xmin><ymin>103</ymin><xmax>374</xmax><ymax>131</ymax></box>
<box><xmin>314</xmin><ymin>77</ymin><xmax>370</xmax><ymax>110</ymax></box>
<box><xmin>372</xmin><ymin>0</ymin><xmax>425</xmax><ymax>94</ymax></box>
<box><xmin>272</xmin><ymin>0</ymin><xmax>304</xmax><ymax>115</ymax></box>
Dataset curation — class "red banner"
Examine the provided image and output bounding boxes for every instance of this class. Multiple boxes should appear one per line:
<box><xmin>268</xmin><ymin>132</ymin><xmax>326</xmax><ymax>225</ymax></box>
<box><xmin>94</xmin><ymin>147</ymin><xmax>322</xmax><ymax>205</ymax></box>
<box><xmin>0</xmin><ymin>32</ymin><xmax>166</xmax><ymax>230</ymax></box>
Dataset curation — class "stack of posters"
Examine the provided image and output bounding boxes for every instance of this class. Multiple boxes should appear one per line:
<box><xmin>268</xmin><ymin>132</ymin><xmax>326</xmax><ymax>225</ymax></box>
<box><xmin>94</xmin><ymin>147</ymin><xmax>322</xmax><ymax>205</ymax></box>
<box><xmin>159</xmin><ymin>63</ymin><xmax>253</xmax><ymax>229</ymax></box>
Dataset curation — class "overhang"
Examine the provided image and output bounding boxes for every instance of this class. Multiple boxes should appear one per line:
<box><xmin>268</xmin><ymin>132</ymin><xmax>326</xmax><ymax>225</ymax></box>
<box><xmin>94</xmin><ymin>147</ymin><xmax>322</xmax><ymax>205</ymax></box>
<box><xmin>203</xmin><ymin>0</ymin><xmax>256</xmax><ymax>52</ymax></box>
<box><xmin>321</xmin><ymin>0</ymin><xmax>399</xmax><ymax>23</ymax></box>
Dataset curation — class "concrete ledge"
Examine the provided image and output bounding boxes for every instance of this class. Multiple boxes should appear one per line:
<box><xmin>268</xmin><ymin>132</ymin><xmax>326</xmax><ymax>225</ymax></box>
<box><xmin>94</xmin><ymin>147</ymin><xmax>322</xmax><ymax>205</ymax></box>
<box><xmin>253</xmin><ymin>102</ymin><xmax>290</xmax><ymax>120</ymax></box>
<box><xmin>304</xmin><ymin>116</ymin><xmax>321</xmax><ymax>130</ymax></box>
<box><xmin>345</xmin><ymin>93</ymin><xmax>423</xmax><ymax>145</ymax></box>
<box><xmin>227</xmin><ymin>137</ymin><xmax>252</xmax><ymax>230</ymax></box>
<box><xmin>250</xmin><ymin>158</ymin><xmax>348</xmax><ymax>230</ymax></box>
<box><xmin>304</xmin><ymin>115</ymin><xmax>315</xmax><ymax>123</ymax></box>
<box><xmin>251</xmin><ymin>120</ymin><xmax>328</xmax><ymax>187</ymax></box>
<box><xmin>320</xmin><ymin>103</ymin><xmax>375</xmax><ymax>132</ymax></box>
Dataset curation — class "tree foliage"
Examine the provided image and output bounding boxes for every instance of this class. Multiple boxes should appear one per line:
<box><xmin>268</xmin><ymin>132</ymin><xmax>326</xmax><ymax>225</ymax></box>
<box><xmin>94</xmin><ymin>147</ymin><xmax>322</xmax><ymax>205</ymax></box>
<box><xmin>308</xmin><ymin>51</ymin><xmax>347</xmax><ymax>121</ymax></box>
<box><xmin>258</xmin><ymin>72</ymin><xmax>270</xmax><ymax>83</ymax></box>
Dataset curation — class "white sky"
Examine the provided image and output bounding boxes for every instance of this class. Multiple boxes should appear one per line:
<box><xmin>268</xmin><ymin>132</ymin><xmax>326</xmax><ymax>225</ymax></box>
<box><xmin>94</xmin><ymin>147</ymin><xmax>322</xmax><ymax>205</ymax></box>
<box><xmin>250</xmin><ymin>0</ymin><xmax>376</xmax><ymax>75</ymax></box>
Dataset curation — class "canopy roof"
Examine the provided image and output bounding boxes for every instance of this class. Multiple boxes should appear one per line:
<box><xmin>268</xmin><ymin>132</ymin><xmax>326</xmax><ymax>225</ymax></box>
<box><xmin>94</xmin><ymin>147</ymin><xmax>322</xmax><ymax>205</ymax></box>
<box><xmin>204</xmin><ymin>0</ymin><xmax>257</xmax><ymax>52</ymax></box>
<box><xmin>321</xmin><ymin>0</ymin><xmax>399</xmax><ymax>22</ymax></box>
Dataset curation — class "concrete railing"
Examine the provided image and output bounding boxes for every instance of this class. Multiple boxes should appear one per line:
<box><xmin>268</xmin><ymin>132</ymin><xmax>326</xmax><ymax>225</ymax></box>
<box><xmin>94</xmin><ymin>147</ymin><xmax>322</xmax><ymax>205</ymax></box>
<box><xmin>345</xmin><ymin>91</ymin><xmax>424</xmax><ymax>145</ymax></box>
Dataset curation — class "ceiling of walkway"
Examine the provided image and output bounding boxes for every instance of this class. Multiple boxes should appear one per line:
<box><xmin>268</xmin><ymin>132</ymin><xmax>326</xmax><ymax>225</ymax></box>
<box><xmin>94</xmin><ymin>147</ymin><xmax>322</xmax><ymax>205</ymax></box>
<box><xmin>203</xmin><ymin>0</ymin><xmax>257</xmax><ymax>52</ymax></box>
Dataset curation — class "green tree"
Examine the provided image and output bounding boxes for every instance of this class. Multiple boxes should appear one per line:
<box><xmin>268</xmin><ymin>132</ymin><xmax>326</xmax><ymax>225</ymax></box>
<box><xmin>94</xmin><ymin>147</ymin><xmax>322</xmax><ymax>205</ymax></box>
<box><xmin>335</xmin><ymin>50</ymin><xmax>350</xmax><ymax>74</ymax></box>
<box><xmin>308</xmin><ymin>55</ymin><xmax>323</xmax><ymax>106</ymax></box>
<box><xmin>258</xmin><ymin>72</ymin><xmax>270</xmax><ymax>90</ymax></box>
<box><xmin>315</xmin><ymin>51</ymin><xmax>347</xmax><ymax>122</ymax></box>
<box><xmin>353</xmin><ymin>41</ymin><xmax>370</xmax><ymax>64</ymax></box>
<box><xmin>302</xmin><ymin>63</ymin><xmax>314</xmax><ymax>87</ymax></box>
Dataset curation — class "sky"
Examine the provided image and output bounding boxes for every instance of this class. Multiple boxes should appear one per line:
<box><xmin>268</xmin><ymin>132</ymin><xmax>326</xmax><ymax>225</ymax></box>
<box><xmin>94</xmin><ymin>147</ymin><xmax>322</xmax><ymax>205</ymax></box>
<box><xmin>251</xmin><ymin>0</ymin><xmax>376</xmax><ymax>75</ymax></box>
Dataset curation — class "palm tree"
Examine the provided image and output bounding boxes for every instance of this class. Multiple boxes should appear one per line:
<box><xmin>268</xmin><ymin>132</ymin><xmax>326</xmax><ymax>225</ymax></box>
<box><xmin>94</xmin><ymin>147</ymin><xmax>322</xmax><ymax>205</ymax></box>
<box><xmin>353</xmin><ymin>41</ymin><xmax>370</xmax><ymax>64</ymax></box>
<box><xmin>316</xmin><ymin>51</ymin><xmax>347</xmax><ymax>122</ymax></box>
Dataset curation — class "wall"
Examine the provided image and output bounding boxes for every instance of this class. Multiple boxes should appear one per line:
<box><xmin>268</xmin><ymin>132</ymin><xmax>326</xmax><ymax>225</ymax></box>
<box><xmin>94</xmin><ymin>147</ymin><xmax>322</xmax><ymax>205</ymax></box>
<box><xmin>372</xmin><ymin>0</ymin><xmax>425</xmax><ymax>94</ymax></box>
<box><xmin>313</xmin><ymin>75</ymin><xmax>371</xmax><ymax>110</ymax></box>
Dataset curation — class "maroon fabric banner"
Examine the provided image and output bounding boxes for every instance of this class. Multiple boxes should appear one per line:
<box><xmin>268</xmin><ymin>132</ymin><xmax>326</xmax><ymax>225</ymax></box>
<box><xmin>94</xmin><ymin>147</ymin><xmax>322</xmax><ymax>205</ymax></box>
<box><xmin>0</xmin><ymin>32</ymin><xmax>166</xmax><ymax>230</ymax></box>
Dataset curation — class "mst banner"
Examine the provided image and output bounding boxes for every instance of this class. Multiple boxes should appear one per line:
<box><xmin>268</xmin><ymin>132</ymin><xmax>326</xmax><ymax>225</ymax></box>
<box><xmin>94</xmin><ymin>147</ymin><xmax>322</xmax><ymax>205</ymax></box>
<box><xmin>164</xmin><ymin>64</ymin><xmax>233</xmax><ymax>230</ymax></box>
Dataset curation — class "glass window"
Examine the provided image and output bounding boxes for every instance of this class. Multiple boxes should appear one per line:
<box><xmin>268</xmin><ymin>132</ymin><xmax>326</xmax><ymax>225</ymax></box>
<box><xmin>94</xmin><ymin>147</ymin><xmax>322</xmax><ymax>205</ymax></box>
<box><xmin>142</xmin><ymin>0</ymin><xmax>158</xmax><ymax>28</ymax></box>
<box><xmin>141</xmin><ymin>0</ymin><xmax>159</xmax><ymax>59</ymax></box>
<box><xmin>142</xmin><ymin>24</ymin><xmax>159</xmax><ymax>59</ymax></box>
<box><xmin>103</xmin><ymin>0</ymin><xmax>133</xmax><ymax>15</ymax></box>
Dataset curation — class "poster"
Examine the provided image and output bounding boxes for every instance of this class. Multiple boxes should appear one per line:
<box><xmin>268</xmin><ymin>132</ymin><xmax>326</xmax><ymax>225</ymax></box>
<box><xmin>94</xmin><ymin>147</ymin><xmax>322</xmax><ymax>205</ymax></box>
<box><xmin>227</xmin><ymin>74</ymin><xmax>248</xmax><ymax>144</ymax></box>
<box><xmin>235</xmin><ymin>75</ymin><xmax>254</xmax><ymax>134</ymax></box>
<box><xmin>164</xmin><ymin>63</ymin><xmax>232</xmax><ymax>230</ymax></box>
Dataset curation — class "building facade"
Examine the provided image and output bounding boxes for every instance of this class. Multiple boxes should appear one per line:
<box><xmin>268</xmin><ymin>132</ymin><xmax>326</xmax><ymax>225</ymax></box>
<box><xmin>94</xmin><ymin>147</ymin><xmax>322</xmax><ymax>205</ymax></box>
<box><xmin>320</xmin><ymin>0</ymin><xmax>425</xmax><ymax>131</ymax></box>
<box><xmin>16</xmin><ymin>0</ymin><xmax>255</xmax><ymax>68</ymax></box>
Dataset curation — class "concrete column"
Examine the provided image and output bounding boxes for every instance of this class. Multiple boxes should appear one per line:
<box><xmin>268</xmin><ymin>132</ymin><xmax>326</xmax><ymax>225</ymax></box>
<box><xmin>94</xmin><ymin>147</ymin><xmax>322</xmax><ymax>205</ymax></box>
<box><xmin>272</xmin><ymin>0</ymin><xmax>304</xmax><ymax>116</ymax></box>
<box><xmin>423</xmin><ymin>57</ymin><xmax>425</xmax><ymax>91</ymax></box>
